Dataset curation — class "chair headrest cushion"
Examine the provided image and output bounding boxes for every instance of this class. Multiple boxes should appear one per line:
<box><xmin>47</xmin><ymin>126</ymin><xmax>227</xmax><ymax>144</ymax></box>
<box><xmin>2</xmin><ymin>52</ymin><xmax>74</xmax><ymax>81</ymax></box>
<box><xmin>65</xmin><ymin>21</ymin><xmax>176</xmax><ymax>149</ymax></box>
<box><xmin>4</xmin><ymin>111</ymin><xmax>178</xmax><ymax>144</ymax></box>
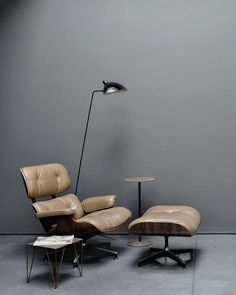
<box><xmin>20</xmin><ymin>163</ymin><xmax>71</xmax><ymax>198</ymax></box>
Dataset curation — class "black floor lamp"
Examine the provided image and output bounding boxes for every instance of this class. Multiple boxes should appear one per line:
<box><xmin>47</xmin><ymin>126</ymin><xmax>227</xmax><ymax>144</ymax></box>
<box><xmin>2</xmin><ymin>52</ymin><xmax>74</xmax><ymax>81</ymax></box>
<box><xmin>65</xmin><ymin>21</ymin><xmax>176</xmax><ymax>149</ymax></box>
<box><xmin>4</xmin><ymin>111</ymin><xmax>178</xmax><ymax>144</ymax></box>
<box><xmin>74</xmin><ymin>80</ymin><xmax>127</xmax><ymax>195</ymax></box>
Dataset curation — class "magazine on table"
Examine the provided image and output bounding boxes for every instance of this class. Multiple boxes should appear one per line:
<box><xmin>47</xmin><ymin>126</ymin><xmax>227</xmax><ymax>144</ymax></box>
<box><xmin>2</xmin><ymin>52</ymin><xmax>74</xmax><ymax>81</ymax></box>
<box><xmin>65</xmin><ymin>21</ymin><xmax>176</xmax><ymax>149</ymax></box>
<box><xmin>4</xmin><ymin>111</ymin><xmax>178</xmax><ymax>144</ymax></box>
<box><xmin>33</xmin><ymin>235</ymin><xmax>74</xmax><ymax>246</ymax></box>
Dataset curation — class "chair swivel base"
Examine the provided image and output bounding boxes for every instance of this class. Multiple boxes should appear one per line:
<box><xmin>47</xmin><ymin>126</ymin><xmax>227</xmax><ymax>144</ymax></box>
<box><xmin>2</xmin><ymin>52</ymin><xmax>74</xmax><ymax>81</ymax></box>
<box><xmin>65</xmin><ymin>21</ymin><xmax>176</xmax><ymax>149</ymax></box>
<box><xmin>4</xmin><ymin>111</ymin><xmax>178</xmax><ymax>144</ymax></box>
<box><xmin>95</xmin><ymin>246</ymin><xmax>118</xmax><ymax>259</ymax></box>
<box><xmin>86</xmin><ymin>241</ymin><xmax>118</xmax><ymax>260</ymax></box>
<box><xmin>137</xmin><ymin>236</ymin><xmax>193</xmax><ymax>269</ymax></box>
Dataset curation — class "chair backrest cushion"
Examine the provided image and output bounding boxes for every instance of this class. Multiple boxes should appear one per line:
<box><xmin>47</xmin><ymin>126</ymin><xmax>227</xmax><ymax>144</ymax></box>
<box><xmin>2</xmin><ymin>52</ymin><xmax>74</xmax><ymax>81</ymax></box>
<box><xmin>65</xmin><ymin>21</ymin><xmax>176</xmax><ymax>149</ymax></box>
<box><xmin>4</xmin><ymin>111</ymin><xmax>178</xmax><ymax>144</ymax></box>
<box><xmin>20</xmin><ymin>163</ymin><xmax>71</xmax><ymax>198</ymax></box>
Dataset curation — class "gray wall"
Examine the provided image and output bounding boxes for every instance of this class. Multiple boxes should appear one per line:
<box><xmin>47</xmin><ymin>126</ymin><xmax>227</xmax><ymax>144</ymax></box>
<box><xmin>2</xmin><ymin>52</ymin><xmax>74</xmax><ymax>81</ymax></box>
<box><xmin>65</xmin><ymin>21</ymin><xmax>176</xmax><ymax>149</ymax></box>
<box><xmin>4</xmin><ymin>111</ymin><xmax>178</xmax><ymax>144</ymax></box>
<box><xmin>1</xmin><ymin>0</ymin><xmax>236</xmax><ymax>233</ymax></box>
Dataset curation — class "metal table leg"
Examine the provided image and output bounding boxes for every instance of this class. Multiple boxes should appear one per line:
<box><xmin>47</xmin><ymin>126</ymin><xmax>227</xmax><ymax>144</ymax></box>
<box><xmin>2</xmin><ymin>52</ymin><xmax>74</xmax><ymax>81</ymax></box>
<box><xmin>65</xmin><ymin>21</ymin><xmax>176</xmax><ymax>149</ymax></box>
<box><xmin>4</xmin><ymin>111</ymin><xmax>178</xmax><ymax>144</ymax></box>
<box><xmin>26</xmin><ymin>245</ymin><xmax>36</xmax><ymax>283</ymax></box>
<box><xmin>46</xmin><ymin>247</ymin><xmax>65</xmax><ymax>289</ymax></box>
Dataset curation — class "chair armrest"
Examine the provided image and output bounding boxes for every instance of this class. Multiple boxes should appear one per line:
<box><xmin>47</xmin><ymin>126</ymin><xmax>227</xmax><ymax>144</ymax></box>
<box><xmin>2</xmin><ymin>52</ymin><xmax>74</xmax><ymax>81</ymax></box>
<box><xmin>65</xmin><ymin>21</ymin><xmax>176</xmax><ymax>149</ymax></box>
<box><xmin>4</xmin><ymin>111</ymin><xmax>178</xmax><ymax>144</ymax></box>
<box><xmin>35</xmin><ymin>208</ymin><xmax>77</xmax><ymax>219</ymax></box>
<box><xmin>82</xmin><ymin>195</ymin><xmax>116</xmax><ymax>213</ymax></box>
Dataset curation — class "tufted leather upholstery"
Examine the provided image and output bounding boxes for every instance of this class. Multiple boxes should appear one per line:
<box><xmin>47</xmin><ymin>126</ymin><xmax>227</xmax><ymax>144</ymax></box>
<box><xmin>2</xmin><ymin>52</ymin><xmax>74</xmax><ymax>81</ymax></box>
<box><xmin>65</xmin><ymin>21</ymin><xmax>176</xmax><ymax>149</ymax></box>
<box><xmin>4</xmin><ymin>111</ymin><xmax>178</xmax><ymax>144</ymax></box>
<box><xmin>31</xmin><ymin>194</ymin><xmax>131</xmax><ymax>233</ymax></box>
<box><xmin>20</xmin><ymin>163</ymin><xmax>71</xmax><ymax>198</ymax></box>
<box><xmin>129</xmin><ymin>205</ymin><xmax>201</xmax><ymax>269</ymax></box>
<box><xmin>20</xmin><ymin>163</ymin><xmax>132</xmax><ymax>241</ymax></box>
<box><xmin>82</xmin><ymin>195</ymin><xmax>116</xmax><ymax>213</ymax></box>
<box><xmin>32</xmin><ymin>194</ymin><xmax>84</xmax><ymax>220</ymax></box>
<box><xmin>129</xmin><ymin>205</ymin><xmax>200</xmax><ymax>236</ymax></box>
<box><xmin>77</xmin><ymin>207</ymin><xmax>131</xmax><ymax>232</ymax></box>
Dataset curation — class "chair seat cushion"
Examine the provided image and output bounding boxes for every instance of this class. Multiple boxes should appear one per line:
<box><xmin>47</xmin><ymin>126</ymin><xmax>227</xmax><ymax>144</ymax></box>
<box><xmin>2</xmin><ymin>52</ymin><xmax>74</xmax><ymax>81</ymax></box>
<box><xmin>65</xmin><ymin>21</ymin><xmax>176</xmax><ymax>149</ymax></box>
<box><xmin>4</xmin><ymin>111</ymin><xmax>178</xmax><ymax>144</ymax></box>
<box><xmin>76</xmin><ymin>207</ymin><xmax>132</xmax><ymax>233</ymax></box>
<box><xmin>128</xmin><ymin>205</ymin><xmax>201</xmax><ymax>236</ymax></box>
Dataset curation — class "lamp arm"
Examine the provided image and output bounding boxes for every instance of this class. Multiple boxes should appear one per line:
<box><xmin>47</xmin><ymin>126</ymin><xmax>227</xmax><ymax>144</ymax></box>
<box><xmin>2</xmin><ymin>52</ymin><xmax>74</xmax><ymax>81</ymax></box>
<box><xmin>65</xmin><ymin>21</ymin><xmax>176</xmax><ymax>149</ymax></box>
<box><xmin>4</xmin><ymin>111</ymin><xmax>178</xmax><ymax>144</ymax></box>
<box><xmin>74</xmin><ymin>89</ymin><xmax>103</xmax><ymax>195</ymax></box>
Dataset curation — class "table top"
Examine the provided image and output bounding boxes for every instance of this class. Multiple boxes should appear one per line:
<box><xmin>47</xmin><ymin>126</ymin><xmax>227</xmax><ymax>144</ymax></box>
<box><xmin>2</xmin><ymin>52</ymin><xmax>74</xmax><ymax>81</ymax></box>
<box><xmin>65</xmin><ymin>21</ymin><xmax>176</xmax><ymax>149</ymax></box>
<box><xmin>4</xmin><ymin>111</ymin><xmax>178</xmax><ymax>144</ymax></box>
<box><xmin>27</xmin><ymin>237</ymin><xmax>82</xmax><ymax>250</ymax></box>
<box><xmin>124</xmin><ymin>177</ymin><xmax>155</xmax><ymax>183</ymax></box>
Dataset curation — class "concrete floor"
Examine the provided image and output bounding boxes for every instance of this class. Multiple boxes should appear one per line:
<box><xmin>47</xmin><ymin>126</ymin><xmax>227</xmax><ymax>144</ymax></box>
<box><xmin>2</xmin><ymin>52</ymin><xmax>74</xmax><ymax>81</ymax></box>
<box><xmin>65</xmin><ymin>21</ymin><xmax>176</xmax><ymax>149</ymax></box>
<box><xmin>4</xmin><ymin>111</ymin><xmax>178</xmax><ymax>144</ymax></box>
<box><xmin>0</xmin><ymin>234</ymin><xmax>235</xmax><ymax>295</ymax></box>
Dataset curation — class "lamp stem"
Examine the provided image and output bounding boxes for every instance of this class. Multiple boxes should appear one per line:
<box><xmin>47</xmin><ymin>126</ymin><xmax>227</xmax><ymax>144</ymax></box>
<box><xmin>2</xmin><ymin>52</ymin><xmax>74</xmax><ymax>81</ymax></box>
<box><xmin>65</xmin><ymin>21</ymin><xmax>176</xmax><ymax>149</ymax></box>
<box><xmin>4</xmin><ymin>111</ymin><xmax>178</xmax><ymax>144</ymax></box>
<box><xmin>74</xmin><ymin>89</ymin><xmax>103</xmax><ymax>195</ymax></box>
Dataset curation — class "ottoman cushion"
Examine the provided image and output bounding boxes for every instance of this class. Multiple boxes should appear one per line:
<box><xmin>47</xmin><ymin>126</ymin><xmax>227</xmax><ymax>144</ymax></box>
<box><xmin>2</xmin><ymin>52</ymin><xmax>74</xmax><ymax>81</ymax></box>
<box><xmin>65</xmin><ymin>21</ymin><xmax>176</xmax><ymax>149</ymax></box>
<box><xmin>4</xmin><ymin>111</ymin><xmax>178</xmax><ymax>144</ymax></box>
<box><xmin>128</xmin><ymin>205</ymin><xmax>201</xmax><ymax>236</ymax></box>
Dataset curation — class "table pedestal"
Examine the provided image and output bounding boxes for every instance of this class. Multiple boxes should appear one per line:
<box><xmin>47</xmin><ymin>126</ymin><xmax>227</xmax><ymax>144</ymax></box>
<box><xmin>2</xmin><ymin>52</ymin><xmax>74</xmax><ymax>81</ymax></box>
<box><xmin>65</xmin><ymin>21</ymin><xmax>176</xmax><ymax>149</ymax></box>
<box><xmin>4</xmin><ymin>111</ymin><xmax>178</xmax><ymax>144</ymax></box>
<box><xmin>124</xmin><ymin>177</ymin><xmax>155</xmax><ymax>247</ymax></box>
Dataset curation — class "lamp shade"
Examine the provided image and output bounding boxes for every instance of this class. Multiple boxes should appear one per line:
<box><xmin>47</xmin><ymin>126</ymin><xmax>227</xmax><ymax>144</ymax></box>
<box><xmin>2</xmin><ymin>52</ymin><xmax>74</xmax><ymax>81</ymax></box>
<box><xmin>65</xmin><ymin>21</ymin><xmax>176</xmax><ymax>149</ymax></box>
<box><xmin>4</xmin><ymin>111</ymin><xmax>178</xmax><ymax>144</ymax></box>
<box><xmin>102</xmin><ymin>80</ymin><xmax>127</xmax><ymax>95</ymax></box>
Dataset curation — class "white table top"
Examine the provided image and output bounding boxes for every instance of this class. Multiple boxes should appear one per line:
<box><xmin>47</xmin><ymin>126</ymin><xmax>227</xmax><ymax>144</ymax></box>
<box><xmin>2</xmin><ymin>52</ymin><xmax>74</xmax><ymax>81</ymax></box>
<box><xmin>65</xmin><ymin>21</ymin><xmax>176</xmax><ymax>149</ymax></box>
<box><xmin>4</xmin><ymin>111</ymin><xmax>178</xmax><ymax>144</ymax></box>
<box><xmin>27</xmin><ymin>237</ymin><xmax>82</xmax><ymax>250</ymax></box>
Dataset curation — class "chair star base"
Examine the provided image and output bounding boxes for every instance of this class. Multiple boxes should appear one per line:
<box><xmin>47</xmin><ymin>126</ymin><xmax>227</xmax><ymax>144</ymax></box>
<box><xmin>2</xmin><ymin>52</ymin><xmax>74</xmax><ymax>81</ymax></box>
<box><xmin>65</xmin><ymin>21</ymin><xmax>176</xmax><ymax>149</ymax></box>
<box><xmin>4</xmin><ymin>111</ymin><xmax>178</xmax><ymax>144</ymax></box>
<box><xmin>85</xmin><ymin>241</ymin><xmax>118</xmax><ymax>260</ymax></box>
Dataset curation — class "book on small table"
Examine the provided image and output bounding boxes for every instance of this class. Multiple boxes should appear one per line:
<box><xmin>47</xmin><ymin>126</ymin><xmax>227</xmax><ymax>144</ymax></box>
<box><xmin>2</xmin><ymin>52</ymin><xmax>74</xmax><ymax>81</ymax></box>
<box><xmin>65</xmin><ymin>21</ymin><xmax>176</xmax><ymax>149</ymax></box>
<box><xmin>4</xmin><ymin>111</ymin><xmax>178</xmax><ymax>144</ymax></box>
<box><xmin>33</xmin><ymin>235</ymin><xmax>74</xmax><ymax>247</ymax></box>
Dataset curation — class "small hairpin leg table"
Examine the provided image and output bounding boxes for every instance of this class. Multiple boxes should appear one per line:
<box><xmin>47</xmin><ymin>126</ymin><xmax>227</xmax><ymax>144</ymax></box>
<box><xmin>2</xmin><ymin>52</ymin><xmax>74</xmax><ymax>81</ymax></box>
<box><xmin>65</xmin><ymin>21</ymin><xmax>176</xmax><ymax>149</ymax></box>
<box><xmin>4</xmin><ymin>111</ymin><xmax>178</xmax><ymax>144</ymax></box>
<box><xmin>26</xmin><ymin>237</ymin><xmax>83</xmax><ymax>288</ymax></box>
<box><xmin>124</xmin><ymin>177</ymin><xmax>155</xmax><ymax>247</ymax></box>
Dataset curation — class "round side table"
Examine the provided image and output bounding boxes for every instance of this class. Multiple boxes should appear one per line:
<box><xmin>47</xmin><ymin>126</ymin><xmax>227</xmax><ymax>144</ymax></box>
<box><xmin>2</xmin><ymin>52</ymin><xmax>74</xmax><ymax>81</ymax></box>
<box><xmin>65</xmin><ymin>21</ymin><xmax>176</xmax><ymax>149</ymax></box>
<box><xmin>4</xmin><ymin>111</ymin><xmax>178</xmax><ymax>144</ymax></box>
<box><xmin>124</xmin><ymin>176</ymin><xmax>155</xmax><ymax>247</ymax></box>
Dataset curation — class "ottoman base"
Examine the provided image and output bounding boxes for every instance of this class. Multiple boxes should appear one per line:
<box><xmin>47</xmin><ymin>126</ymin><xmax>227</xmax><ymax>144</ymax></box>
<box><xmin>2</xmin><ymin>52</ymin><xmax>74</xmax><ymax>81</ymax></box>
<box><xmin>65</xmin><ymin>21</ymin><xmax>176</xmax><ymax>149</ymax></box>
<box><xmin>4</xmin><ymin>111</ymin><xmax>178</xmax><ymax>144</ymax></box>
<box><xmin>138</xmin><ymin>236</ymin><xmax>193</xmax><ymax>269</ymax></box>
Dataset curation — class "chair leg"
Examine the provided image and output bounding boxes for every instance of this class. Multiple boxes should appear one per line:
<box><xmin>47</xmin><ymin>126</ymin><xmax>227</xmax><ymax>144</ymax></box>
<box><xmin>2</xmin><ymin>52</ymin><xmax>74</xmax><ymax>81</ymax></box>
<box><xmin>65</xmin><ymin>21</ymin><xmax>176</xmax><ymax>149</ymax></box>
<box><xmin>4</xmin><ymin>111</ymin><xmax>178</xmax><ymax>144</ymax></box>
<box><xmin>172</xmin><ymin>249</ymin><xmax>194</xmax><ymax>256</ymax></box>
<box><xmin>95</xmin><ymin>241</ymin><xmax>118</xmax><ymax>259</ymax></box>
<box><xmin>166</xmin><ymin>250</ymin><xmax>186</xmax><ymax>269</ymax></box>
<box><xmin>138</xmin><ymin>250</ymin><xmax>165</xmax><ymax>267</ymax></box>
<box><xmin>86</xmin><ymin>241</ymin><xmax>118</xmax><ymax>259</ymax></box>
<box><xmin>150</xmin><ymin>247</ymin><xmax>163</xmax><ymax>253</ymax></box>
<box><xmin>95</xmin><ymin>247</ymin><xmax>118</xmax><ymax>259</ymax></box>
<box><xmin>72</xmin><ymin>243</ymin><xmax>80</xmax><ymax>270</ymax></box>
